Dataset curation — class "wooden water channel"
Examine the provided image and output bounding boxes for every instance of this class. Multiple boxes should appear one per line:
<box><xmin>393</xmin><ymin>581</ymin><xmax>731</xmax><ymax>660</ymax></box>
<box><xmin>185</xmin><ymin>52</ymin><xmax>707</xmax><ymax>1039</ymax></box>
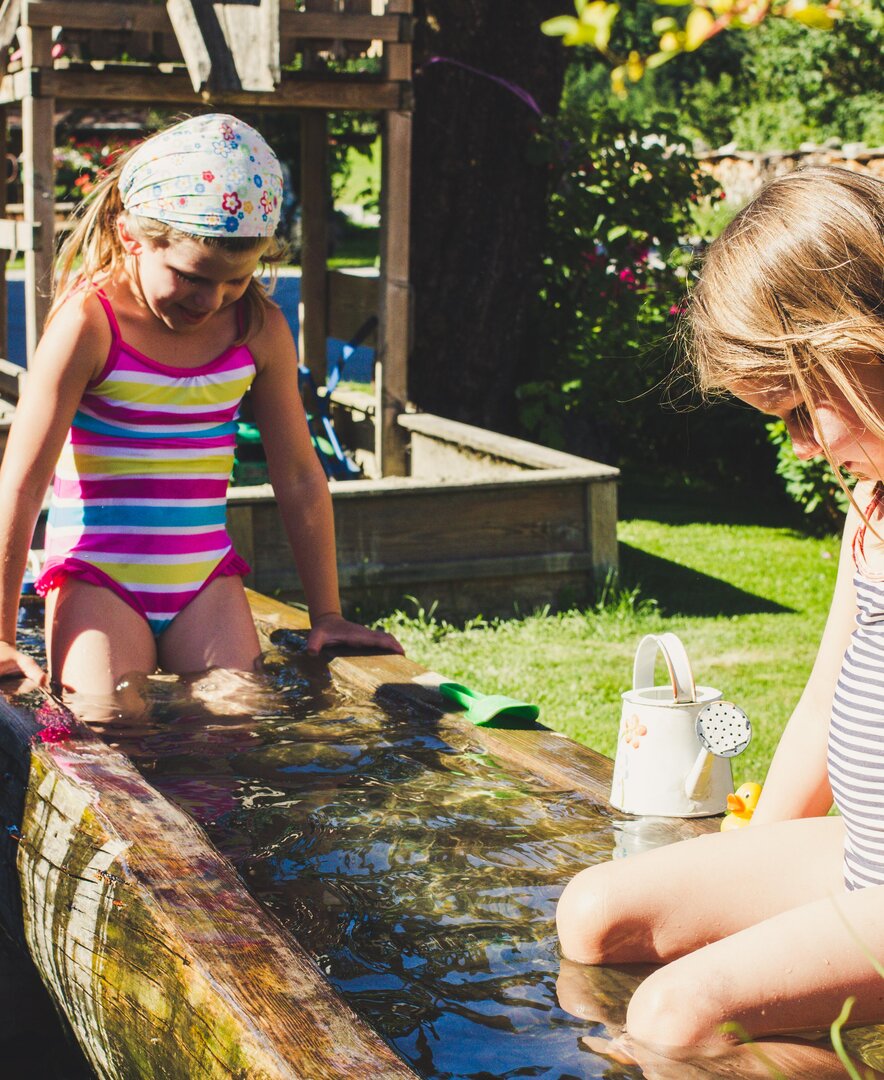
<box><xmin>0</xmin><ymin>591</ymin><xmax>716</xmax><ymax>1079</ymax></box>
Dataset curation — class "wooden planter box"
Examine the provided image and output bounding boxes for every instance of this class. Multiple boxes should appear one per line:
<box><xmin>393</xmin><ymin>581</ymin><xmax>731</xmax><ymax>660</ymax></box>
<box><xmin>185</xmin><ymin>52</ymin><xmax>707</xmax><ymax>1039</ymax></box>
<box><xmin>229</xmin><ymin>394</ymin><xmax>619</xmax><ymax>618</ymax></box>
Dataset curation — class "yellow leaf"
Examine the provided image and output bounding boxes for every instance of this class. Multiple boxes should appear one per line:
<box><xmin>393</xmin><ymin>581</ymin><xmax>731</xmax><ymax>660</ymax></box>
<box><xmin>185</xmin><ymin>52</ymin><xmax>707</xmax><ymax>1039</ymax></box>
<box><xmin>540</xmin><ymin>15</ymin><xmax>580</xmax><ymax>37</ymax></box>
<box><xmin>611</xmin><ymin>65</ymin><xmax>627</xmax><ymax>98</ymax></box>
<box><xmin>579</xmin><ymin>1</ymin><xmax>620</xmax><ymax>51</ymax></box>
<box><xmin>684</xmin><ymin>5</ymin><xmax>715</xmax><ymax>49</ymax></box>
<box><xmin>646</xmin><ymin>48</ymin><xmax>679</xmax><ymax>69</ymax></box>
<box><xmin>659</xmin><ymin>30</ymin><xmax>683</xmax><ymax>52</ymax></box>
<box><xmin>787</xmin><ymin>2</ymin><xmax>837</xmax><ymax>28</ymax></box>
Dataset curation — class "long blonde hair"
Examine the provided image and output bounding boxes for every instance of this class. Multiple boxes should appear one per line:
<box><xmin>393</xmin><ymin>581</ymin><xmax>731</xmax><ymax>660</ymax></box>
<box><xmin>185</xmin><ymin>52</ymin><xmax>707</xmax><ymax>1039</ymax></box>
<box><xmin>52</xmin><ymin>137</ymin><xmax>286</xmax><ymax>341</ymax></box>
<box><xmin>689</xmin><ymin>166</ymin><xmax>884</xmax><ymax>467</ymax></box>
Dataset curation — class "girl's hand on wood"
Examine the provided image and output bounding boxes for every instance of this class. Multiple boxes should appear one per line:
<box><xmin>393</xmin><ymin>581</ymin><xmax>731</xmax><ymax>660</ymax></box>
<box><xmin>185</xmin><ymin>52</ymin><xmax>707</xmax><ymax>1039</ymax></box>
<box><xmin>0</xmin><ymin>640</ymin><xmax>47</xmax><ymax>685</ymax></box>
<box><xmin>306</xmin><ymin>613</ymin><xmax>404</xmax><ymax>656</ymax></box>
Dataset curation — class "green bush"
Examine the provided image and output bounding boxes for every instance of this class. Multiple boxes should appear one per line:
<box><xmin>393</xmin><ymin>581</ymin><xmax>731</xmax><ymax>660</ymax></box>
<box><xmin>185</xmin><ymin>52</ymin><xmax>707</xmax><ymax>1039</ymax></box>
<box><xmin>559</xmin><ymin>4</ymin><xmax>884</xmax><ymax>152</ymax></box>
<box><xmin>520</xmin><ymin>104</ymin><xmax>727</xmax><ymax>467</ymax></box>
<box><xmin>766</xmin><ymin>420</ymin><xmax>852</xmax><ymax>530</ymax></box>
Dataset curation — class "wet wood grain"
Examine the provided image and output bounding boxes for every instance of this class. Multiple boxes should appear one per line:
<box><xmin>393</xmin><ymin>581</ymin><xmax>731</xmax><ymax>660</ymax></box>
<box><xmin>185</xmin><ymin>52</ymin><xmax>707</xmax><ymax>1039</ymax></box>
<box><xmin>0</xmin><ymin>686</ymin><xmax>416</xmax><ymax>1079</ymax></box>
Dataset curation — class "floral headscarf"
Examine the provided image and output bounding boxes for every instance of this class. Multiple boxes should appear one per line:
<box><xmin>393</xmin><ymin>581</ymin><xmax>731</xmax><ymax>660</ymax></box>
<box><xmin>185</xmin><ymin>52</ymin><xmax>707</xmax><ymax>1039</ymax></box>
<box><xmin>119</xmin><ymin>114</ymin><xmax>283</xmax><ymax>237</ymax></box>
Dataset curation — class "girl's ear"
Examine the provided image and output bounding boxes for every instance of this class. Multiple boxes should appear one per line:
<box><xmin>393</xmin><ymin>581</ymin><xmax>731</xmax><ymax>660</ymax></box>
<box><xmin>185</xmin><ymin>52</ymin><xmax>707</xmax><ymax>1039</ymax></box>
<box><xmin>117</xmin><ymin>215</ymin><xmax>142</xmax><ymax>256</ymax></box>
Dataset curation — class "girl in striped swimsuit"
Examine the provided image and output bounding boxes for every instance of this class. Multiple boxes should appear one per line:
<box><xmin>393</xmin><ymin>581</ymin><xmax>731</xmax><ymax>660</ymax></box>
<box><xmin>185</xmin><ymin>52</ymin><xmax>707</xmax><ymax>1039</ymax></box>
<box><xmin>557</xmin><ymin>167</ymin><xmax>884</xmax><ymax>1078</ymax></box>
<box><xmin>0</xmin><ymin>113</ymin><xmax>400</xmax><ymax>697</ymax></box>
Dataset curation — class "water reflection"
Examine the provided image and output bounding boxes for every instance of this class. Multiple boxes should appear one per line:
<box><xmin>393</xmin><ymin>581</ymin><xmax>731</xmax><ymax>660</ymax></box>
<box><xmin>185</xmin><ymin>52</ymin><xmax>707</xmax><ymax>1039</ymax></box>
<box><xmin>15</xmin><ymin>608</ymin><xmax>877</xmax><ymax>1080</ymax></box>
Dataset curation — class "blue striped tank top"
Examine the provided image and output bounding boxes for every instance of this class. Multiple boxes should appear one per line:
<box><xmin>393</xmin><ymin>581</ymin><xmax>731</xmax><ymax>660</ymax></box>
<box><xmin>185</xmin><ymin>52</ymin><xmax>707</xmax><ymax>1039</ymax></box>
<box><xmin>828</xmin><ymin>487</ymin><xmax>884</xmax><ymax>891</ymax></box>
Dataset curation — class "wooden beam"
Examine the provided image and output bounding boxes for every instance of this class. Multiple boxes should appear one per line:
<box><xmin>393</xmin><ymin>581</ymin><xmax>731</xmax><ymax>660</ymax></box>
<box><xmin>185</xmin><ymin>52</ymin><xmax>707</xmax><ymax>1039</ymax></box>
<box><xmin>19</xmin><ymin>25</ymin><xmax>53</xmax><ymax>361</ymax></box>
<box><xmin>0</xmin><ymin>357</ymin><xmax>25</xmax><ymax>401</ymax></box>
<box><xmin>219</xmin><ymin>0</ymin><xmax>279</xmax><ymax>91</ymax></box>
<box><xmin>25</xmin><ymin>1</ymin><xmax>172</xmax><ymax>33</ymax></box>
<box><xmin>588</xmin><ymin>476</ymin><xmax>619</xmax><ymax>580</ymax></box>
<box><xmin>280</xmin><ymin>10</ymin><xmax>404</xmax><ymax>43</ymax></box>
<box><xmin>0</xmin><ymin>217</ymin><xmax>39</xmax><ymax>251</ymax></box>
<box><xmin>0</xmin><ymin>0</ymin><xmax>20</xmax><ymax>51</ymax></box>
<box><xmin>164</xmin><ymin>0</ymin><xmax>213</xmax><ymax>91</ymax></box>
<box><xmin>24</xmin><ymin>2</ymin><xmax>407</xmax><ymax>43</ymax></box>
<box><xmin>0</xmin><ymin>108</ymin><xmax>8</xmax><ymax>359</ymax></box>
<box><xmin>376</xmin><ymin>104</ymin><xmax>412</xmax><ymax>476</ymax></box>
<box><xmin>0</xmin><ymin>688</ymin><xmax>417</xmax><ymax>1079</ymax></box>
<box><xmin>299</xmin><ymin>110</ymin><xmax>329</xmax><ymax>383</ymax></box>
<box><xmin>166</xmin><ymin>0</ymin><xmax>279</xmax><ymax>93</ymax></box>
<box><xmin>398</xmin><ymin>411</ymin><xmax>621</xmax><ymax>474</ymax></box>
<box><xmin>0</xmin><ymin>67</ymin><xmax>405</xmax><ymax>109</ymax></box>
<box><xmin>337</xmin><ymin>550</ymin><xmax>596</xmax><ymax>587</ymax></box>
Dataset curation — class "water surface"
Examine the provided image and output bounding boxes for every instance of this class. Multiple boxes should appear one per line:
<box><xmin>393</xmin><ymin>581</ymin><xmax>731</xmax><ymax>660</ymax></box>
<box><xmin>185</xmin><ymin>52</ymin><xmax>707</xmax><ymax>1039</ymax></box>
<box><xmin>17</xmin><ymin>609</ymin><xmax>641</xmax><ymax>1078</ymax></box>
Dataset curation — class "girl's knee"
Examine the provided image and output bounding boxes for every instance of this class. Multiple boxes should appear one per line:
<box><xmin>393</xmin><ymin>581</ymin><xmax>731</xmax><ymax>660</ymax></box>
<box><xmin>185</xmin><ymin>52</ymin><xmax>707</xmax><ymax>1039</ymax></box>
<box><xmin>626</xmin><ymin>965</ymin><xmax>727</xmax><ymax>1049</ymax></box>
<box><xmin>557</xmin><ymin>863</ymin><xmax>643</xmax><ymax>964</ymax></box>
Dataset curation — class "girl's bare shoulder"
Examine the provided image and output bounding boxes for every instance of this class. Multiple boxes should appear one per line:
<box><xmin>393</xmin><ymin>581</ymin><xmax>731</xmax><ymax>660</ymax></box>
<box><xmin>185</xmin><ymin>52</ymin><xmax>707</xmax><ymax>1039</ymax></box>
<box><xmin>248</xmin><ymin>300</ymin><xmax>296</xmax><ymax>374</ymax></box>
<box><xmin>41</xmin><ymin>286</ymin><xmax>112</xmax><ymax>381</ymax></box>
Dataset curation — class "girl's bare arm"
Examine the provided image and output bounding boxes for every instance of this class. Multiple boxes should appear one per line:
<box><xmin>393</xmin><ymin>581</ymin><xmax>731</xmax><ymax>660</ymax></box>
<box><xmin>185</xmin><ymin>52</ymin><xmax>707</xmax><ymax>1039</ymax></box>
<box><xmin>751</xmin><ymin>495</ymin><xmax>862</xmax><ymax>824</ymax></box>
<box><xmin>0</xmin><ymin>294</ymin><xmax>107</xmax><ymax>680</ymax></box>
<box><xmin>248</xmin><ymin>307</ymin><xmax>402</xmax><ymax>654</ymax></box>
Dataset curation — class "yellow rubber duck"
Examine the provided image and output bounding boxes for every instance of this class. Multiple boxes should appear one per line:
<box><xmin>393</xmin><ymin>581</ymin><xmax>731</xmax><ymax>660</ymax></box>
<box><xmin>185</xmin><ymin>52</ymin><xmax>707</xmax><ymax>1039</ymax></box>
<box><xmin>721</xmin><ymin>782</ymin><xmax>762</xmax><ymax>831</ymax></box>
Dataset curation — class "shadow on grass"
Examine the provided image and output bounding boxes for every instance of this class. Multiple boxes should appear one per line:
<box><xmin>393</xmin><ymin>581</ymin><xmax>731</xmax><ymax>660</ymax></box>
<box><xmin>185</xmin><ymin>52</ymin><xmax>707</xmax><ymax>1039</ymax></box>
<box><xmin>619</xmin><ymin>543</ymin><xmax>793</xmax><ymax>617</ymax></box>
<box><xmin>618</xmin><ymin>471</ymin><xmax>819</xmax><ymax>533</ymax></box>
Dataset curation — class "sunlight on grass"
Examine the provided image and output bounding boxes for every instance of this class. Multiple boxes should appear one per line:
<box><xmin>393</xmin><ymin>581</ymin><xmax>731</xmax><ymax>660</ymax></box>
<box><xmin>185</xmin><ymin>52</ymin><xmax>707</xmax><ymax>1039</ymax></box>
<box><xmin>376</xmin><ymin>512</ymin><xmax>841</xmax><ymax>786</ymax></box>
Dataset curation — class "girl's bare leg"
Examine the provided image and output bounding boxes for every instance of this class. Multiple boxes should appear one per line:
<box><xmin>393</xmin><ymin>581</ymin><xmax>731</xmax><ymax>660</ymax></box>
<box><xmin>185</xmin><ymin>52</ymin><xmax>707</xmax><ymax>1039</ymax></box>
<box><xmin>557</xmin><ymin>817</ymin><xmax>884</xmax><ymax>1077</ymax></box>
<box><xmin>157</xmin><ymin>575</ymin><xmax>261</xmax><ymax>675</ymax></box>
<box><xmin>589</xmin><ymin>881</ymin><xmax>884</xmax><ymax>1079</ymax></box>
<box><xmin>557</xmin><ymin>816</ymin><xmax>845</xmax><ymax>965</ymax></box>
<box><xmin>44</xmin><ymin>579</ymin><xmax>157</xmax><ymax>698</ymax></box>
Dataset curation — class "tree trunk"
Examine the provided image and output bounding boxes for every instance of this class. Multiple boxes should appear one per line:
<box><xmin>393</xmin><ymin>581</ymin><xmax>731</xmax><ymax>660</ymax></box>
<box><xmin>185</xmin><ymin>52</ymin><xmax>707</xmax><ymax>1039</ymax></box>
<box><xmin>409</xmin><ymin>0</ymin><xmax>567</xmax><ymax>433</ymax></box>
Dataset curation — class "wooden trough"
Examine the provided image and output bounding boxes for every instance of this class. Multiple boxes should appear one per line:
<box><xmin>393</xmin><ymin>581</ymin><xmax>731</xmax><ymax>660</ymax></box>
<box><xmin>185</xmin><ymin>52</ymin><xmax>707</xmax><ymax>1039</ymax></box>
<box><xmin>0</xmin><ymin>591</ymin><xmax>710</xmax><ymax>1079</ymax></box>
<box><xmin>230</xmin><ymin>392</ymin><xmax>620</xmax><ymax>618</ymax></box>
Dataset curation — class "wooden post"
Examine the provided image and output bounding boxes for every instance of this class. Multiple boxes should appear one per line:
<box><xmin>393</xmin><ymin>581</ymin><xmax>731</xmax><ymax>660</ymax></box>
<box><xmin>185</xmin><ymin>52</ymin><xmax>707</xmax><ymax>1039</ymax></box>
<box><xmin>299</xmin><ymin>110</ymin><xmax>329</xmax><ymax>384</ymax></box>
<box><xmin>376</xmin><ymin>2</ymin><xmax>412</xmax><ymax>477</ymax></box>
<box><xmin>20</xmin><ymin>25</ymin><xmax>55</xmax><ymax>362</ymax></box>
<box><xmin>0</xmin><ymin>106</ymin><xmax>8</xmax><ymax>360</ymax></box>
<box><xmin>166</xmin><ymin>0</ymin><xmax>280</xmax><ymax>92</ymax></box>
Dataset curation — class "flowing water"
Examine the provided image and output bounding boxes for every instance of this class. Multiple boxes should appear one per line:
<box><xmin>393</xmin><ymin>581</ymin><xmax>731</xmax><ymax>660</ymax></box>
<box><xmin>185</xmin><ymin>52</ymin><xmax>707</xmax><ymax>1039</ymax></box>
<box><xmin>15</xmin><ymin>610</ymin><xmax>651</xmax><ymax>1079</ymax></box>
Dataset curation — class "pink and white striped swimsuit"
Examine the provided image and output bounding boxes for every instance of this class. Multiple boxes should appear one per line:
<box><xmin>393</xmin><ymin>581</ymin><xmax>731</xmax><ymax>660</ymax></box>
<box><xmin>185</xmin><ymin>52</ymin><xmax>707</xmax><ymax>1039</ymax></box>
<box><xmin>36</xmin><ymin>291</ymin><xmax>256</xmax><ymax>634</ymax></box>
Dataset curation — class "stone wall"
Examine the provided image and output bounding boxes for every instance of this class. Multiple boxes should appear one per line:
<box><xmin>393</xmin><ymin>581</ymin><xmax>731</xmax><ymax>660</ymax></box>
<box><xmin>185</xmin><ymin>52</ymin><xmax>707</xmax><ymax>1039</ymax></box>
<box><xmin>696</xmin><ymin>145</ymin><xmax>884</xmax><ymax>208</ymax></box>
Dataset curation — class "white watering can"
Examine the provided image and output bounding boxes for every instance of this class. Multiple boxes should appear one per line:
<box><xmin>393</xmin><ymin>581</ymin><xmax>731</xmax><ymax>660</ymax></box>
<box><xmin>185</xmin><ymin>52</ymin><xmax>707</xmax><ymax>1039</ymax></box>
<box><xmin>610</xmin><ymin>633</ymin><xmax>751</xmax><ymax>818</ymax></box>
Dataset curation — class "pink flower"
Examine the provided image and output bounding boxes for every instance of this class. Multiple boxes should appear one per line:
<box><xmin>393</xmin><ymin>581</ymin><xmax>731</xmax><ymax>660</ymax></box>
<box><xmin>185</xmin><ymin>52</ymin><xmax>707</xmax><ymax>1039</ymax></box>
<box><xmin>221</xmin><ymin>191</ymin><xmax>242</xmax><ymax>213</ymax></box>
<box><xmin>202</xmin><ymin>170</ymin><xmax>215</xmax><ymax>182</ymax></box>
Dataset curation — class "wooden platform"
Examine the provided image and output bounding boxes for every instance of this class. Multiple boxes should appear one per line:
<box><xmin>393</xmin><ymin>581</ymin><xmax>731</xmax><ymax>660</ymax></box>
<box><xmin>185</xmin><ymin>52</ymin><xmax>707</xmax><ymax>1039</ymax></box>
<box><xmin>0</xmin><ymin>590</ymin><xmax>714</xmax><ymax>1079</ymax></box>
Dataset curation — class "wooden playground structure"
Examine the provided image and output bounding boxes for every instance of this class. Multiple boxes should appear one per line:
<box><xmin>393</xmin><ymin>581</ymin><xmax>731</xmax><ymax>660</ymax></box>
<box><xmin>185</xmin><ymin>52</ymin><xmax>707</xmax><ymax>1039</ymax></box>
<box><xmin>0</xmin><ymin>0</ymin><xmax>618</xmax><ymax>618</ymax></box>
<box><xmin>0</xmin><ymin>0</ymin><xmax>413</xmax><ymax>474</ymax></box>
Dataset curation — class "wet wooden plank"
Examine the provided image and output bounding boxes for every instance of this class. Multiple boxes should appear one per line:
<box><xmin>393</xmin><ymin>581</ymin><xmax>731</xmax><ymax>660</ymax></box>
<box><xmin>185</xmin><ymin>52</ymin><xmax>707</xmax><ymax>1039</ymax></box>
<box><xmin>0</xmin><ymin>686</ymin><xmax>416</xmax><ymax>1080</ymax></box>
<box><xmin>247</xmin><ymin>591</ymin><xmax>717</xmax><ymax>845</ymax></box>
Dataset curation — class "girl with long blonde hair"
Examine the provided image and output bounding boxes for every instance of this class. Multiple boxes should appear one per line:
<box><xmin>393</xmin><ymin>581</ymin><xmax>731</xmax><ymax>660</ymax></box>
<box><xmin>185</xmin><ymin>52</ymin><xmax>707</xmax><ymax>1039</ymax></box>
<box><xmin>558</xmin><ymin>166</ymin><xmax>884</xmax><ymax>1078</ymax></box>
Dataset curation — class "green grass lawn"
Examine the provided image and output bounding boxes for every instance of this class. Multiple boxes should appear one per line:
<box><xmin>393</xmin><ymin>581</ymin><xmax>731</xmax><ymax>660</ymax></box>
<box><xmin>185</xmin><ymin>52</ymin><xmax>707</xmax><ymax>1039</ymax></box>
<box><xmin>377</xmin><ymin>479</ymin><xmax>841</xmax><ymax>788</ymax></box>
<box><xmin>335</xmin><ymin>142</ymin><xmax>380</xmax><ymax>208</ymax></box>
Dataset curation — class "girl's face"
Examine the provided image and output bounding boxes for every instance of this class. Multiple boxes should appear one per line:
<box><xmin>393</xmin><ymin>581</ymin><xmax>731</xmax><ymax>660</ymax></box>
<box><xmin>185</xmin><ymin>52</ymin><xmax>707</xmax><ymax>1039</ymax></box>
<box><xmin>119</xmin><ymin>222</ymin><xmax>268</xmax><ymax>333</ymax></box>
<box><xmin>731</xmin><ymin>355</ymin><xmax>884</xmax><ymax>481</ymax></box>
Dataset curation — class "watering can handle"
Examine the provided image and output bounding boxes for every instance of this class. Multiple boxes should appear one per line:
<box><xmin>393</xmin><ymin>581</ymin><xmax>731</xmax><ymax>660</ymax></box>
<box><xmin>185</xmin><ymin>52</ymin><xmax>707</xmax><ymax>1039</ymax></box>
<box><xmin>632</xmin><ymin>633</ymin><xmax>696</xmax><ymax>704</ymax></box>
